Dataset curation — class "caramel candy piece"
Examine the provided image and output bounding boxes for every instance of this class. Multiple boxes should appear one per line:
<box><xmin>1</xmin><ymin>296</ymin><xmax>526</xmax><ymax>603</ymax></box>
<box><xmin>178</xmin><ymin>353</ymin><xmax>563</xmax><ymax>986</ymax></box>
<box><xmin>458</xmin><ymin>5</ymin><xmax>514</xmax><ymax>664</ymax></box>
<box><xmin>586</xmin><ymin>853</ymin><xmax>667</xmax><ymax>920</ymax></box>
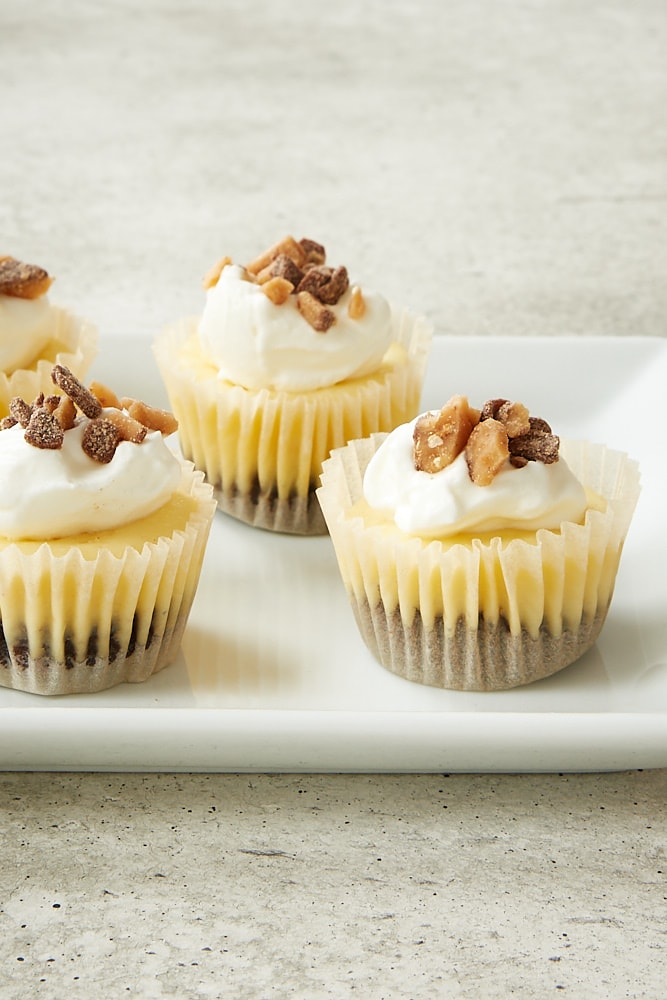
<box><xmin>89</xmin><ymin>380</ymin><xmax>123</xmax><ymax>409</ymax></box>
<box><xmin>0</xmin><ymin>257</ymin><xmax>53</xmax><ymax>299</ymax></box>
<box><xmin>246</xmin><ymin>236</ymin><xmax>307</xmax><ymax>276</ymax></box>
<box><xmin>296</xmin><ymin>291</ymin><xmax>336</xmax><ymax>332</ymax></box>
<box><xmin>104</xmin><ymin>408</ymin><xmax>148</xmax><ymax>444</ymax></box>
<box><xmin>413</xmin><ymin>396</ymin><xmax>480</xmax><ymax>474</ymax></box>
<box><xmin>125</xmin><ymin>399</ymin><xmax>178</xmax><ymax>436</ymax></box>
<box><xmin>347</xmin><ymin>286</ymin><xmax>366</xmax><ymax>320</ymax></box>
<box><xmin>202</xmin><ymin>256</ymin><xmax>232</xmax><ymax>290</ymax></box>
<box><xmin>260</xmin><ymin>276</ymin><xmax>294</xmax><ymax>306</ymax></box>
<box><xmin>465</xmin><ymin>419</ymin><xmax>510</xmax><ymax>486</ymax></box>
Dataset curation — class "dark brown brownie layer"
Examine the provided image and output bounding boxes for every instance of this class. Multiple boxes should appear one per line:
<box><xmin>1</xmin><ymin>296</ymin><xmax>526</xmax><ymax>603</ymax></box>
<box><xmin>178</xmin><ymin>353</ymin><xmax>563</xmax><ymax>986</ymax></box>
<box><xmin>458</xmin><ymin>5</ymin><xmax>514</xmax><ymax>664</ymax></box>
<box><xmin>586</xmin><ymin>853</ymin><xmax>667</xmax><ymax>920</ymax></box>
<box><xmin>351</xmin><ymin>597</ymin><xmax>608</xmax><ymax>691</ymax></box>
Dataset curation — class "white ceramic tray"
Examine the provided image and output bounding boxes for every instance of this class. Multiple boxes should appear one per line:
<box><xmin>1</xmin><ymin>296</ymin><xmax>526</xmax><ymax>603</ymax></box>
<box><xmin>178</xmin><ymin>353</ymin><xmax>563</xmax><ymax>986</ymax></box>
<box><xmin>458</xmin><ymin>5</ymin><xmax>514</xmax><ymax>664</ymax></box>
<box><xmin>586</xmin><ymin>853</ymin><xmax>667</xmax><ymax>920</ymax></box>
<box><xmin>1</xmin><ymin>335</ymin><xmax>665</xmax><ymax>773</ymax></box>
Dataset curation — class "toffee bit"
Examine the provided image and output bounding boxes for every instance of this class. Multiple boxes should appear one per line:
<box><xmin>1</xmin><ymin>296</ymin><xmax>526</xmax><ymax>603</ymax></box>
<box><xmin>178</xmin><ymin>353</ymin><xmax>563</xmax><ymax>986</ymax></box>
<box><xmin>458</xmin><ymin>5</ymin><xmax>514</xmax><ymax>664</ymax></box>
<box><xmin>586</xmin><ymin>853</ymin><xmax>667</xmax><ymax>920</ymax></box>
<box><xmin>9</xmin><ymin>396</ymin><xmax>32</xmax><ymax>428</ymax></box>
<box><xmin>298</xmin><ymin>238</ymin><xmax>326</xmax><ymax>265</ymax></box>
<box><xmin>125</xmin><ymin>399</ymin><xmax>178</xmax><ymax>436</ymax></box>
<box><xmin>51</xmin><ymin>364</ymin><xmax>102</xmax><ymax>419</ymax></box>
<box><xmin>81</xmin><ymin>418</ymin><xmax>120</xmax><ymax>464</ymax></box>
<box><xmin>0</xmin><ymin>415</ymin><xmax>17</xmax><ymax>430</ymax></box>
<box><xmin>296</xmin><ymin>290</ymin><xmax>336</xmax><ymax>332</ymax></box>
<box><xmin>53</xmin><ymin>395</ymin><xmax>77</xmax><ymax>431</ymax></box>
<box><xmin>89</xmin><ymin>380</ymin><xmax>122</xmax><ymax>409</ymax></box>
<box><xmin>0</xmin><ymin>257</ymin><xmax>53</xmax><ymax>299</ymax></box>
<box><xmin>24</xmin><ymin>409</ymin><xmax>64</xmax><ymax>450</ymax></box>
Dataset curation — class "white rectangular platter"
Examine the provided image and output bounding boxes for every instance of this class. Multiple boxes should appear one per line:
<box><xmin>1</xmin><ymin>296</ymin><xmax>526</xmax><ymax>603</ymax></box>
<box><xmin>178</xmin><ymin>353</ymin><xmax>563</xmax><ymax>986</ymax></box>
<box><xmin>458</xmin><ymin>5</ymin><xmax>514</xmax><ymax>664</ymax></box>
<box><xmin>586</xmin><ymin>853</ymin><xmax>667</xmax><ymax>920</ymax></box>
<box><xmin>1</xmin><ymin>335</ymin><xmax>665</xmax><ymax>773</ymax></box>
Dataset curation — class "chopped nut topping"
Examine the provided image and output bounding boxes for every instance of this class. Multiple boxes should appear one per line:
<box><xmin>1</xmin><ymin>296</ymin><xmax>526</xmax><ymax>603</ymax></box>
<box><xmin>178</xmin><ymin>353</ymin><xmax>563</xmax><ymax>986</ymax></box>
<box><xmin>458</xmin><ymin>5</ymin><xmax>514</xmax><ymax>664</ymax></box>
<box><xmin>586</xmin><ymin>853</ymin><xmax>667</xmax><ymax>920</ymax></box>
<box><xmin>82</xmin><ymin>419</ymin><xmax>121</xmax><ymax>464</ymax></box>
<box><xmin>51</xmin><ymin>365</ymin><xmax>102</xmax><ymax>419</ymax></box>
<box><xmin>104</xmin><ymin>408</ymin><xmax>148</xmax><ymax>444</ymax></box>
<box><xmin>256</xmin><ymin>254</ymin><xmax>304</xmax><ymax>288</ymax></box>
<box><xmin>2</xmin><ymin>365</ymin><xmax>179</xmax><ymax>459</ymax></box>
<box><xmin>465</xmin><ymin>419</ymin><xmax>510</xmax><ymax>486</ymax></box>
<box><xmin>413</xmin><ymin>396</ymin><xmax>480</xmax><ymax>474</ymax></box>
<box><xmin>413</xmin><ymin>396</ymin><xmax>560</xmax><ymax>485</ymax></box>
<box><xmin>260</xmin><ymin>276</ymin><xmax>294</xmax><ymax>306</ymax></box>
<box><xmin>89</xmin><ymin>380</ymin><xmax>122</xmax><ymax>409</ymax></box>
<box><xmin>124</xmin><ymin>399</ymin><xmax>178</xmax><ymax>437</ymax></box>
<box><xmin>202</xmin><ymin>255</ymin><xmax>233</xmax><ymax>290</ymax></box>
<box><xmin>24</xmin><ymin>408</ymin><xmax>64</xmax><ymax>450</ymax></box>
<box><xmin>0</xmin><ymin>256</ymin><xmax>53</xmax><ymax>299</ymax></box>
<box><xmin>347</xmin><ymin>286</ymin><xmax>366</xmax><ymax>320</ymax></box>
<box><xmin>299</xmin><ymin>238</ymin><xmax>326</xmax><ymax>265</ymax></box>
<box><xmin>296</xmin><ymin>291</ymin><xmax>336</xmax><ymax>332</ymax></box>
<box><xmin>246</xmin><ymin>236</ymin><xmax>307</xmax><ymax>276</ymax></box>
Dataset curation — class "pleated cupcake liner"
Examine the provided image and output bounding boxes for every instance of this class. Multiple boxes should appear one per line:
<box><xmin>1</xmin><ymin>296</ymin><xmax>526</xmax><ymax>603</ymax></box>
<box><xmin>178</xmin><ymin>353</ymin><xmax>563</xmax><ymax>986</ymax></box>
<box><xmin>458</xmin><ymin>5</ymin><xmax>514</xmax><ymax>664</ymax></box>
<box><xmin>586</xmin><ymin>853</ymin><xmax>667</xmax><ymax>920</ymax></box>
<box><xmin>317</xmin><ymin>435</ymin><xmax>640</xmax><ymax>690</ymax></box>
<box><xmin>0</xmin><ymin>306</ymin><xmax>98</xmax><ymax>417</ymax></box>
<box><xmin>154</xmin><ymin>305</ymin><xmax>432</xmax><ymax>534</ymax></box>
<box><xmin>0</xmin><ymin>463</ymin><xmax>215</xmax><ymax>695</ymax></box>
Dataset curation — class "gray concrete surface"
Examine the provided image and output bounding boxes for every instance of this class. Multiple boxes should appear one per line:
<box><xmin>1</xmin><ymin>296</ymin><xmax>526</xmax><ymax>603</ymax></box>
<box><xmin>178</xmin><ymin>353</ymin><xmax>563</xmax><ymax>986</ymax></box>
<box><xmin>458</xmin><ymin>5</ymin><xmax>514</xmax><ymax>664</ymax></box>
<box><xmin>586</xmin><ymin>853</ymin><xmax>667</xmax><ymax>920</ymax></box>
<box><xmin>1</xmin><ymin>1</ymin><xmax>666</xmax><ymax>997</ymax></box>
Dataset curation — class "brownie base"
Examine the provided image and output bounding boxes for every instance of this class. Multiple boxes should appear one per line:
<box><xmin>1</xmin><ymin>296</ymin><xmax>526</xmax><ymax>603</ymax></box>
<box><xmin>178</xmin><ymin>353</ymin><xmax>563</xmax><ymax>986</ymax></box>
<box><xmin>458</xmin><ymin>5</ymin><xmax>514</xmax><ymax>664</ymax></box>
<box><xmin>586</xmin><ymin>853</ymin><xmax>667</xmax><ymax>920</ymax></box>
<box><xmin>213</xmin><ymin>479</ymin><xmax>327</xmax><ymax>535</ymax></box>
<box><xmin>351</xmin><ymin>598</ymin><xmax>608</xmax><ymax>691</ymax></box>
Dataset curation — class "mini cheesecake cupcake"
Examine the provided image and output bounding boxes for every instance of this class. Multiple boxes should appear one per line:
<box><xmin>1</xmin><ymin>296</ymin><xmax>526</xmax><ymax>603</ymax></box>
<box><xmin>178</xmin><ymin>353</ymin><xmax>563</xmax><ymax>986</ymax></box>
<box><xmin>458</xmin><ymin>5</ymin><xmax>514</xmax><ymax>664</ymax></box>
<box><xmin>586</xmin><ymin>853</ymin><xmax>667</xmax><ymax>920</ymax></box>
<box><xmin>153</xmin><ymin>236</ymin><xmax>432</xmax><ymax>534</ymax></box>
<box><xmin>0</xmin><ymin>365</ymin><xmax>216</xmax><ymax>696</ymax></box>
<box><xmin>0</xmin><ymin>256</ymin><xmax>97</xmax><ymax>418</ymax></box>
<box><xmin>317</xmin><ymin>395</ymin><xmax>640</xmax><ymax>691</ymax></box>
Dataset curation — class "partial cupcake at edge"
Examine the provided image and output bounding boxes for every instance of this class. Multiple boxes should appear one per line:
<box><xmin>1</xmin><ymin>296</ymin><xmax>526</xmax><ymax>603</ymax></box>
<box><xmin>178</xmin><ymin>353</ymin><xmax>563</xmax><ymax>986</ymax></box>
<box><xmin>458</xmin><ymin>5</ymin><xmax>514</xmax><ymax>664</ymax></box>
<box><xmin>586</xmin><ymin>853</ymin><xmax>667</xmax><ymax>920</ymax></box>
<box><xmin>153</xmin><ymin>235</ymin><xmax>433</xmax><ymax>535</ymax></box>
<box><xmin>0</xmin><ymin>255</ymin><xmax>98</xmax><ymax>417</ymax></box>
<box><xmin>0</xmin><ymin>364</ymin><xmax>216</xmax><ymax>696</ymax></box>
<box><xmin>317</xmin><ymin>394</ymin><xmax>640</xmax><ymax>691</ymax></box>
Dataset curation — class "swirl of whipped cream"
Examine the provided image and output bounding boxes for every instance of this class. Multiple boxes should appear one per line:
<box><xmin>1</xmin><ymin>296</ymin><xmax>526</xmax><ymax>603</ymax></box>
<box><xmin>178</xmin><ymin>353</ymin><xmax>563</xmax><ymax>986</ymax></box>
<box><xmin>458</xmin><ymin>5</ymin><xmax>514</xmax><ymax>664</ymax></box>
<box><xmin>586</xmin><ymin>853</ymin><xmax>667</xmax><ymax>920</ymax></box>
<box><xmin>197</xmin><ymin>264</ymin><xmax>393</xmax><ymax>392</ymax></box>
<box><xmin>0</xmin><ymin>294</ymin><xmax>54</xmax><ymax>372</ymax></box>
<box><xmin>363</xmin><ymin>415</ymin><xmax>588</xmax><ymax>538</ymax></box>
<box><xmin>0</xmin><ymin>412</ymin><xmax>182</xmax><ymax>540</ymax></box>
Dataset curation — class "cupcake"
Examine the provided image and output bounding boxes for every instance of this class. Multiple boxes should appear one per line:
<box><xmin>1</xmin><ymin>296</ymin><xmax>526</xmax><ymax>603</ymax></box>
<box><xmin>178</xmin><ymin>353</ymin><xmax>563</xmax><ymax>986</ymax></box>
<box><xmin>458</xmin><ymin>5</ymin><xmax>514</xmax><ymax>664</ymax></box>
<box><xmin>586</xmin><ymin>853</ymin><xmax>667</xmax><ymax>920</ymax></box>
<box><xmin>153</xmin><ymin>236</ymin><xmax>432</xmax><ymax>534</ymax></box>
<box><xmin>0</xmin><ymin>364</ymin><xmax>216</xmax><ymax>695</ymax></box>
<box><xmin>317</xmin><ymin>395</ymin><xmax>640</xmax><ymax>691</ymax></box>
<box><xmin>0</xmin><ymin>255</ymin><xmax>98</xmax><ymax>418</ymax></box>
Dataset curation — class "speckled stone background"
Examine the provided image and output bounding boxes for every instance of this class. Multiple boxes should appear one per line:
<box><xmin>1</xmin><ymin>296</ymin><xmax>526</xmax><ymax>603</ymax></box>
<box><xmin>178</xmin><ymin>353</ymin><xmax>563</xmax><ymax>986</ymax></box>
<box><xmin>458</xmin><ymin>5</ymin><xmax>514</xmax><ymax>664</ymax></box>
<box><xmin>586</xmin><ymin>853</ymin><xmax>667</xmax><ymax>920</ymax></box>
<box><xmin>1</xmin><ymin>1</ymin><xmax>666</xmax><ymax>997</ymax></box>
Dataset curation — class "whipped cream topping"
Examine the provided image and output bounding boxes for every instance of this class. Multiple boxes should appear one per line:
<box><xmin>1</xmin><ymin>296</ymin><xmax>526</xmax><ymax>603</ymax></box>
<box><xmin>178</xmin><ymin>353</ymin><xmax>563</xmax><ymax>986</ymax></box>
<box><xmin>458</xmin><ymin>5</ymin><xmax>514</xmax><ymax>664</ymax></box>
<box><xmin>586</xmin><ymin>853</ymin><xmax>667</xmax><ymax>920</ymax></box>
<box><xmin>363</xmin><ymin>415</ymin><xmax>588</xmax><ymax>538</ymax></box>
<box><xmin>0</xmin><ymin>410</ymin><xmax>182</xmax><ymax>540</ymax></box>
<box><xmin>197</xmin><ymin>264</ymin><xmax>393</xmax><ymax>392</ymax></box>
<box><xmin>0</xmin><ymin>294</ymin><xmax>54</xmax><ymax>372</ymax></box>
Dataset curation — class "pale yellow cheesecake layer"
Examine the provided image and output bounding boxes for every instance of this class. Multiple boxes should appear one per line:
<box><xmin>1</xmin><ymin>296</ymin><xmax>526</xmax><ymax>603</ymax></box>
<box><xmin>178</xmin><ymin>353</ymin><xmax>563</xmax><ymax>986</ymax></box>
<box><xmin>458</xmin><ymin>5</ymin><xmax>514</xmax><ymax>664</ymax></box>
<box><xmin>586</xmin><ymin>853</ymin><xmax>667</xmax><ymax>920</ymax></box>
<box><xmin>318</xmin><ymin>436</ymin><xmax>639</xmax><ymax>641</ymax></box>
<box><xmin>154</xmin><ymin>309</ymin><xmax>432</xmax><ymax>505</ymax></box>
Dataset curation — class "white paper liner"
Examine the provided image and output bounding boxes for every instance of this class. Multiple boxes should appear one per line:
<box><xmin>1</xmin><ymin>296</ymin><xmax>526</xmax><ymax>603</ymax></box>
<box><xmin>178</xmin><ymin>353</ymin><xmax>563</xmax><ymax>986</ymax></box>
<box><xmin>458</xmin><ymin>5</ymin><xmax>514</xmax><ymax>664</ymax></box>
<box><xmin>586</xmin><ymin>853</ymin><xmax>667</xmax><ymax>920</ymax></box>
<box><xmin>317</xmin><ymin>435</ymin><xmax>641</xmax><ymax>690</ymax></box>
<box><xmin>0</xmin><ymin>305</ymin><xmax>98</xmax><ymax>416</ymax></box>
<box><xmin>153</xmin><ymin>305</ymin><xmax>432</xmax><ymax>534</ymax></box>
<box><xmin>0</xmin><ymin>462</ymin><xmax>215</xmax><ymax>695</ymax></box>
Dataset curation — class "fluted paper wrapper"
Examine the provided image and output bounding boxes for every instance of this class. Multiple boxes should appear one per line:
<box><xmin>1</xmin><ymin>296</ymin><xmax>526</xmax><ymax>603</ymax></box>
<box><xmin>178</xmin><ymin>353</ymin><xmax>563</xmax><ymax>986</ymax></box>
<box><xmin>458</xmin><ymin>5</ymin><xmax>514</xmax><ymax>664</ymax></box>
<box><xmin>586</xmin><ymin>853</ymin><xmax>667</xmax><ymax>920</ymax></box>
<box><xmin>317</xmin><ymin>435</ymin><xmax>640</xmax><ymax>691</ymax></box>
<box><xmin>0</xmin><ymin>306</ymin><xmax>98</xmax><ymax>417</ymax></box>
<box><xmin>153</xmin><ymin>306</ymin><xmax>432</xmax><ymax>534</ymax></box>
<box><xmin>0</xmin><ymin>463</ymin><xmax>215</xmax><ymax>696</ymax></box>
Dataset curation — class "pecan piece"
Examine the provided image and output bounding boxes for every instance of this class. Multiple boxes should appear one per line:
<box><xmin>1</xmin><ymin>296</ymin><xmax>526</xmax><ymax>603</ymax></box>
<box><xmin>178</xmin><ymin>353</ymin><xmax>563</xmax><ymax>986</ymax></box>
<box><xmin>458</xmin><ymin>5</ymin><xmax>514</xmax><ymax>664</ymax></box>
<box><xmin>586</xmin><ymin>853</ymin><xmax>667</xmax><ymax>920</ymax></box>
<box><xmin>465</xmin><ymin>418</ymin><xmax>510</xmax><ymax>486</ymax></box>
<box><xmin>413</xmin><ymin>396</ymin><xmax>480</xmax><ymax>474</ymax></box>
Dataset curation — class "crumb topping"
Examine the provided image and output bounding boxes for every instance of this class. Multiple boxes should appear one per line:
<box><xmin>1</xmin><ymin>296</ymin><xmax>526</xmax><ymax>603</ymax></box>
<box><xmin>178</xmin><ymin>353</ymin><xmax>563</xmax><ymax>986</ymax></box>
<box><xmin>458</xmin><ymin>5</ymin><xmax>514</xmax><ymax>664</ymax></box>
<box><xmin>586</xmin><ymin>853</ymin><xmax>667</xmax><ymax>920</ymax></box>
<box><xmin>1</xmin><ymin>366</ymin><xmax>178</xmax><ymax>464</ymax></box>
<box><xmin>413</xmin><ymin>396</ymin><xmax>559</xmax><ymax>486</ymax></box>
<box><xmin>0</xmin><ymin>256</ymin><xmax>53</xmax><ymax>300</ymax></box>
<box><xmin>201</xmin><ymin>237</ymin><xmax>360</xmax><ymax>333</ymax></box>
